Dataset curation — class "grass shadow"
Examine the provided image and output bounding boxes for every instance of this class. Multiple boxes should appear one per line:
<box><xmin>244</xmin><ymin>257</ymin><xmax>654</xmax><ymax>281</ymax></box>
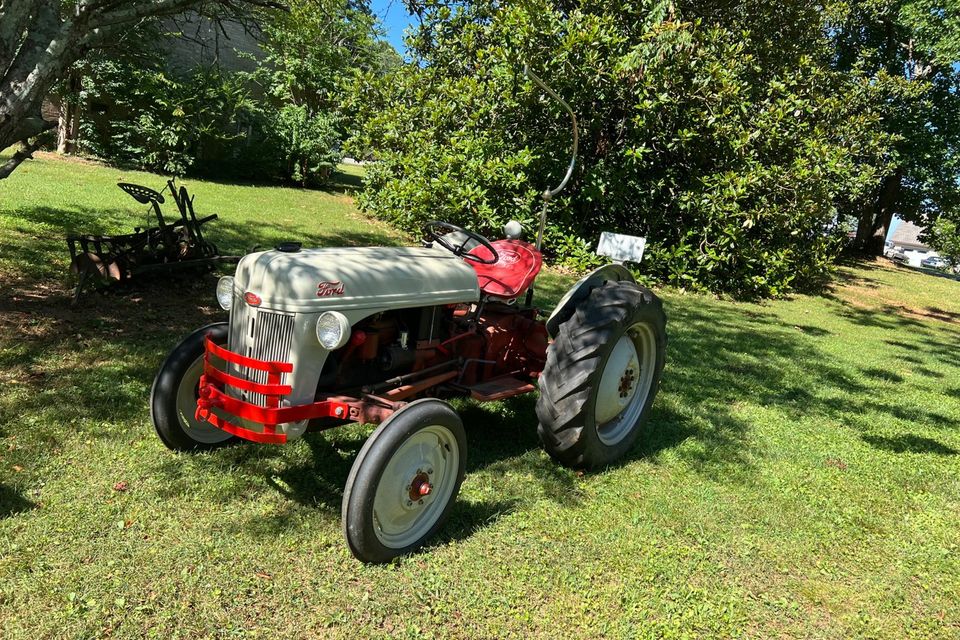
<box><xmin>862</xmin><ymin>434</ymin><xmax>958</xmax><ymax>456</ymax></box>
<box><xmin>861</xmin><ymin>367</ymin><xmax>904</xmax><ymax>383</ymax></box>
<box><xmin>0</xmin><ymin>484</ymin><xmax>35</xmax><ymax>518</ymax></box>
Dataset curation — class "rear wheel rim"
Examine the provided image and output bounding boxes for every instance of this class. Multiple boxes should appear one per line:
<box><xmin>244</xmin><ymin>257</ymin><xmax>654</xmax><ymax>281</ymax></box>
<box><xmin>372</xmin><ymin>425</ymin><xmax>460</xmax><ymax>549</ymax></box>
<box><xmin>175</xmin><ymin>356</ymin><xmax>233</xmax><ymax>444</ymax></box>
<box><xmin>594</xmin><ymin>321</ymin><xmax>657</xmax><ymax>446</ymax></box>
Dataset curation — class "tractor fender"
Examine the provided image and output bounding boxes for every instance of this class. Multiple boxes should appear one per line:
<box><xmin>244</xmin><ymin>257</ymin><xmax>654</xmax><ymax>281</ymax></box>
<box><xmin>545</xmin><ymin>264</ymin><xmax>635</xmax><ymax>338</ymax></box>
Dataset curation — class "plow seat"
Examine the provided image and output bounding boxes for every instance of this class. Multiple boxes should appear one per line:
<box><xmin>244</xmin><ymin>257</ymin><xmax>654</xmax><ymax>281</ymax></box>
<box><xmin>467</xmin><ymin>239</ymin><xmax>543</xmax><ymax>299</ymax></box>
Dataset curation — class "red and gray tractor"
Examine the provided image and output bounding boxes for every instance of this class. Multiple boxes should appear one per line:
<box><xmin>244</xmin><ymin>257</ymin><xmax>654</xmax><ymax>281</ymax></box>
<box><xmin>151</xmin><ymin>68</ymin><xmax>667</xmax><ymax>562</ymax></box>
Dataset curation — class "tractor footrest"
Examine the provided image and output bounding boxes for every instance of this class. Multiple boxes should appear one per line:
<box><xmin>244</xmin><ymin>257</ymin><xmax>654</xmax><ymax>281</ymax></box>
<box><xmin>468</xmin><ymin>376</ymin><xmax>535</xmax><ymax>402</ymax></box>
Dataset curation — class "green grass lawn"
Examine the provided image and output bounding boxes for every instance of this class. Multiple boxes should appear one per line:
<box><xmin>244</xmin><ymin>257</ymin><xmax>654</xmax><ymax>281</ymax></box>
<box><xmin>1</xmin><ymin>153</ymin><xmax>959</xmax><ymax>639</ymax></box>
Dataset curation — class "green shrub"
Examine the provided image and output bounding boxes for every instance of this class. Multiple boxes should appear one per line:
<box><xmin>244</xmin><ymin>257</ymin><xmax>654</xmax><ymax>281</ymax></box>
<box><xmin>351</xmin><ymin>1</ymin><xmax>890</xmax><ymax>297</ymax></box>
<box><xmin>265</xmin><ymin>105</ymin><xmax>342</xmax><ymax>187</ymax></box>
<box><xmin>80</xmin><ymin>60</ymin><xmax>257</xmax><ymax>176</ymax></box>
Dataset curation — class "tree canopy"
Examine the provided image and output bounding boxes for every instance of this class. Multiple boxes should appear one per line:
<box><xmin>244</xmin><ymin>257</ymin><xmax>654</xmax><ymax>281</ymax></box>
<box><xmin>353</xmin><ymin>0</ymin><xmax>946</xmax><ymax>296</ymax></box>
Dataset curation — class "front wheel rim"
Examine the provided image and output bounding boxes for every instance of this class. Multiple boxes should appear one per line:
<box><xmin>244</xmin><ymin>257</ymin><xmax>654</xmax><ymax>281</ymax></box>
<box><xmin>372</xmin><ymin>425</ymin><xmax>460</xmax><ymax>549</ymax></box>
<box><xmin>594</xmin><ymin>321</ymin><xmax>657</xmax><ymax>446</ymax></box>
<box><xmin>175</xmin><ymin>356</ymin><xmax>233</xmax><ymax>444</ymax></box>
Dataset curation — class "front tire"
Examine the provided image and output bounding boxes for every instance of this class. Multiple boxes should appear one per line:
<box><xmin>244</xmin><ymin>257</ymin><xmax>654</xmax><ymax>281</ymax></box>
<box><xmin>342</xmin><ymin>399</ymin><xmax>466</xmax><ymax>563</ymax></box>
<box><xmin>151</xmin><ymin>323</ymin><xmax>237</xmax><ymax>451</ymax></box>
<box><xmin>536</xmin><ymin>281</ymin><xmax>666</xmax><ymax>469</ymax></box>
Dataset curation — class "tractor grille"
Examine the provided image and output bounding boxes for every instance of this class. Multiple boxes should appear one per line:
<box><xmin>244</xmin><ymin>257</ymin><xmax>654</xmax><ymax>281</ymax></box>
<box><xmin>227</xmin><ymin>302</ymin><xmax>295</xmax><ymax>407</ymax></box>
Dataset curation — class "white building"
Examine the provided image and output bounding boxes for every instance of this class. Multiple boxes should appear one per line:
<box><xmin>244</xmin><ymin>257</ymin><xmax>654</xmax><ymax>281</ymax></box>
<box><xmin>890</xmin><ymin>221</ymin><xmax>939</xmax><ymax>267</ymax></box>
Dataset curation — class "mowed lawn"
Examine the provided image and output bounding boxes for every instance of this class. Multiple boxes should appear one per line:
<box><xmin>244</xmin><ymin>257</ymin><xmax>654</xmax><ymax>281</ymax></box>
<box><xmin>1</xmin><ymin>153</ymin><xmax>959</xmax><ymax>639</ymax></box>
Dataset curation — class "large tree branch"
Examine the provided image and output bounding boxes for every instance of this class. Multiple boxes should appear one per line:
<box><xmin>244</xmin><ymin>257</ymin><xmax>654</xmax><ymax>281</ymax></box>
<box><xmin>77</xmin><ymin>0</ymin><xmax>283</xmax><ymax>48</ymax></box>
<box><xmin>0</xmin><ymin>1</ymin><xmax>61</xmax><ymax>87</ymax></box>
<box><xmin>84</xmin><ymin>0</ymin><xmax>284</xmax><ymax>30</ymax></box>
<box><xmin>86</xmin><ymin>0</ymin><xmax>209</xmax><ymax>30</ymax></box>
<box><xmin>0</xmin><ymin>119</ymin><xmax>56</xmax><ymax>179</ymax></box>
<box><xmin>0</xmin><ymin>1</ymin><xmax>36</xmax><ymax>78</ymax></box>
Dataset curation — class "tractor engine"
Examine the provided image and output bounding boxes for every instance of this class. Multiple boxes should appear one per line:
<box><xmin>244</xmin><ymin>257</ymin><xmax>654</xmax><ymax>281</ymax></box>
<box><xmin>468</xmin><ymin>305</ymin><xmax>549</xmax><ymax>385</ymax></box>
<box><xmin>324</xmin><ymin>303</ymin><xmax>549</xmax><ymax>394</ymax></box>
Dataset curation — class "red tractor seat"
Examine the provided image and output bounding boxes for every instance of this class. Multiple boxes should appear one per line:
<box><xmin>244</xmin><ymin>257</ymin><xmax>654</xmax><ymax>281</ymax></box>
<box><xmin>467</xmin><ymin>239</ymin><xmax>543</xmax><ymax>299</ymax></box>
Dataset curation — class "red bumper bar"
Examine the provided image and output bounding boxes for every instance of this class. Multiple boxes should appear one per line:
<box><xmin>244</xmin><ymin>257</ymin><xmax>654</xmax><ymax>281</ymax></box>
<box><xmin>195</xmin><ymin>336</ymin><xmax>349</xmax><ymax>444</ymax></box>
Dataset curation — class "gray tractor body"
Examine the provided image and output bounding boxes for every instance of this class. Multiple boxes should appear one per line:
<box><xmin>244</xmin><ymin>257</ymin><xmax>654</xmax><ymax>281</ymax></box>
<box><xmin>225</xmin><ymin>246</ymin><xmax>480</xmax><ymax>440</ymax></box>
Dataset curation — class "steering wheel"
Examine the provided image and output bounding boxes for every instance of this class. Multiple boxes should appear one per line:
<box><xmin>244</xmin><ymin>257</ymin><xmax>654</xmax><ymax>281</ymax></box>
<box><xmin>423</xmin><ymin>220</ymin><xmax>499</xmax><ymax>265</ymax></box>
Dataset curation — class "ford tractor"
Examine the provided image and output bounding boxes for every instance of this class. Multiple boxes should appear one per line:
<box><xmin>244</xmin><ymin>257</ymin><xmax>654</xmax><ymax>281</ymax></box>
<box><xmin>150</xmin><ymin>67</ymin><xmax>667</xmax><ymax>562</ymax></box>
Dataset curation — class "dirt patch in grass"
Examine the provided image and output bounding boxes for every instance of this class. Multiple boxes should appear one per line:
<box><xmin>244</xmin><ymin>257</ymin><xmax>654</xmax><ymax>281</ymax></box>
<box><xmin>30</xmin><ymin>151</ymin><xmax>111</xmax><ymax>168</ymax></box>
<box><xmin>840</xmin><ymin>290</ymin><xmax>959</xmax><ymax>326</ymax></box>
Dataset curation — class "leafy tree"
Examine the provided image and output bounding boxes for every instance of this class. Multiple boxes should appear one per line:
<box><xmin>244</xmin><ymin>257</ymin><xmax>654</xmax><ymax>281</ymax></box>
<box><xmin>79</xmin><ymin>53</ymin><xmax>257</xmax><ymax>175</ymax></box>
<box><xmin>46</xmin><ymin>0</ymin><xmax>386</xmax><ymax>184</ymax></box>
<box><xmin>924</xmin><ymin>217</ymin><xmax>960</xmax><ymax>267</ymax></box>
<box><xmin>352</xmin><ymin>1</ymin><xmax>891</xmax><ymax>296</ymax></box>
<box><xmin>0</xmin><ymin>0</ymin><xmax>282</xmax><ymax>179</ymax></box>
<box><xmin>829</xmin><ymin>0</ymin><xmax>960</xmax><ymax>255</ymax></box>
<box><xmin>243</xmin><ymin>0</ymin><xmax>383</xmax><ymax>185</ymax></box>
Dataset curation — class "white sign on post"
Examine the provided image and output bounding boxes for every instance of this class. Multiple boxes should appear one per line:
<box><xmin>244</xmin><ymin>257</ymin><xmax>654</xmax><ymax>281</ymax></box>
<box><xmin>596</xmin><ymin>231</ymin><xmax>646</xmax><ymax>264</ymax></box>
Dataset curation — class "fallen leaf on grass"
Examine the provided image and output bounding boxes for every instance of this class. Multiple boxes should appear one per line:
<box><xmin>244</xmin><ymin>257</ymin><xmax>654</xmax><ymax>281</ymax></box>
<box><xmin>113</xmin><ymin>481</ymin><xmax>129</xmax><ymax>492</ymax></box>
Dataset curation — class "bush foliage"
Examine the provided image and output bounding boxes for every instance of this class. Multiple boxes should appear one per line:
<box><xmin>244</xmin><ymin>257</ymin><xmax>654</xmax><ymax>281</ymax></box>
<box><xmin>74</xmin><ymin>0</ymin><xmax>390</xmax><ymax>186</ymax></box>
<box><xmin>80</xmin><ymin>57</ymin><xmax>259</xmax><ymax>177</ymax></box>
<box><xmin>351</xmin><ymin>1</ymin><xmax>899</xmax><ymax>296</ymax></box>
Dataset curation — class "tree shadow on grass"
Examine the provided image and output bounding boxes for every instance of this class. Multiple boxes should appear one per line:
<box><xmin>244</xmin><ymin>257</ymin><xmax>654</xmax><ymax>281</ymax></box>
<box><xmin>324</xmin><ymin>167</ymin><xmax>365</xmax><ymax>194</ymax></box>
<box><xmin>0</xmin><ymin>484</ymin><xmax>35</xmax><ymax>518</ymax></box>
<box><xmin>5</xmin><ymin>202</ymin><xmax>960</xmax><ymax>550</ymax></box>
<box><xmin>862</xmin><ymin>434</ymin><xmax>958</xmax><ymax>456</ymax></box>
<box><xmin>861</xmin><ymin>367</ymin><xmax>904</xmax><ymax>383</ymax></box>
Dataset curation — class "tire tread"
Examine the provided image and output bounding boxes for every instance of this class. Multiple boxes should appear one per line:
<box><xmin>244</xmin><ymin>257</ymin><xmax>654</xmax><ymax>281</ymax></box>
<box><xmin>536</xmin><ymin>281</ymin><xmax>666</xmax><ymax>468</ymax></box>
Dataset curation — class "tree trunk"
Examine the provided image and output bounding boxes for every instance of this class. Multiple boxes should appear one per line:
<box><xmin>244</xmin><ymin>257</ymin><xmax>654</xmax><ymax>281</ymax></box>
<box><xmin>56</xmin><ymin>71</ymin><xmax>82</xmax><ymax>154</ymax></box>
<box><xmin>0</xmin><ymin>2</ymin><xmax>73</xmax><ymax>177</ymax></box>
<box><xmin>854</xmin><ymin>169</ymin><xmax>904</xmax><ymax>256</ymax></box>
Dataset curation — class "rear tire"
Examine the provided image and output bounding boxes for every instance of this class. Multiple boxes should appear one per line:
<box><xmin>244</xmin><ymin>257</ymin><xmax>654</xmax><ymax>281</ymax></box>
<box><xmin>536</xmin><ymin>281</ymin><xmax>666</xmax><ymax>469</ymax></box>
<box><xmin>342</xmin><ymin>399</ymin><xmax>466</xmax><ymax>563</ymax></box>
<box><xmin>151</xmin><ymin>323</ymin><xmax>237</xmax><ymax>451</ymax></box>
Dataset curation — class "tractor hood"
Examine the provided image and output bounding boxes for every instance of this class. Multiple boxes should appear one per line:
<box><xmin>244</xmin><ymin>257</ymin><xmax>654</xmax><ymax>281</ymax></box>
<box><xmin>232</xmin><ymin>246</ymin><xmax>481</xmax><ymax>313</ymax></box>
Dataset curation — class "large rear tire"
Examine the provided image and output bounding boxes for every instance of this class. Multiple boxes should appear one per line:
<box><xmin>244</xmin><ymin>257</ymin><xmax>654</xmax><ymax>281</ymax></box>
<box><xmin>151</xmin><ymin>323</ymin><xmax>237</xmax><ymax>451</ymax></box>
<box><xmin>342</xmin><ymin>399</ymin><xmax>466</xmax><ymax>563</ymax></box>
<box><xmin>536</xmin><ymin>281</ymin><xmax>666</xmax><ymax>469</ymax></box>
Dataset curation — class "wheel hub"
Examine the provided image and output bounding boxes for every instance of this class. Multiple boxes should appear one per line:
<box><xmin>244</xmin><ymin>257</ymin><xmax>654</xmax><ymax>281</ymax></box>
<box><xmin>370</xmin><ymin>425</ymin><xmax>459</xmax><ymax>550</ymax></box>
<box><xmin>618</xmin><ymin>367</ymin><xmax>636</xmax><ymax>398</ymax></box>
<box><xmin>594</xmin><ymin>323</ymin><xmax>658</xmax><ymax>446</ymax></box>
<box><xmin>408</xmin><ymin>472</ymin><xmax>433</xmax><ymax>501</ymax></box>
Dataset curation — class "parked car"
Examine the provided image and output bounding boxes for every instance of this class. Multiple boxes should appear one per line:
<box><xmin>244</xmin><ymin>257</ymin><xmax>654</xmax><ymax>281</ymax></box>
<box><xmin>921</xmin><ymin>255</ymin><xmax>949</xmax><ymax>269</ymax></box>
<box><xmin>883</xmin><ymin>241</ymin><xmax>896</xmax><ymax>258</ymax></box>
<box><xmin>889</xmin><ymin>247</ymin><xmax>908</xmax><ymax>263</ymax></box>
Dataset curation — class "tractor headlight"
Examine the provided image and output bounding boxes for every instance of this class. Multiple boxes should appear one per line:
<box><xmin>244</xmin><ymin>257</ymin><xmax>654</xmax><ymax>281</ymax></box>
<box><xmin>216</xmin><ymin>276</ymin><xmax>234</xmax><ymax>310</ymax></box>
<box><xmin>316</xmin><ymin>311</ymin><xmax>351</xmax><ymax>350</ymax></box>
